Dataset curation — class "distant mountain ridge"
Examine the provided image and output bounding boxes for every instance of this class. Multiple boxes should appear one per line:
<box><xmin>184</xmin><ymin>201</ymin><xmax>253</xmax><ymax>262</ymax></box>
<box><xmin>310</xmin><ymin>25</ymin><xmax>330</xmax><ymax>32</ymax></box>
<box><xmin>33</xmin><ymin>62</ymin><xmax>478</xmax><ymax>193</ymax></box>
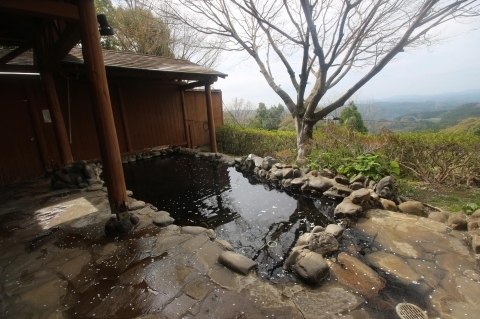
<box><xmin>361</xmin><ymin>102</ymin><xmax>480</xmax><ymax>132</ymax></box>
<box><xmin>376</xmin><ymin>89</ymin><xmax>480</xmax><ymax>103</ymax></box>
<box><xmin>356</xmin><ymin>89</ymin><xmax>480</xmax><ymax>121</ymax></box>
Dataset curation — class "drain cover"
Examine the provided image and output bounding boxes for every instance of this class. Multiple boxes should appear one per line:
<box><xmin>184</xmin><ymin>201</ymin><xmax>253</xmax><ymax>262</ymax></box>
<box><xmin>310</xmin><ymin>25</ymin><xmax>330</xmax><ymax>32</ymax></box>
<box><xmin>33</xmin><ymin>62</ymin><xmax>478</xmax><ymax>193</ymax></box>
<box><xmin>396</xmin><ymin>303</ymin><xmax>428</xmax><ymax>319</ymax></box>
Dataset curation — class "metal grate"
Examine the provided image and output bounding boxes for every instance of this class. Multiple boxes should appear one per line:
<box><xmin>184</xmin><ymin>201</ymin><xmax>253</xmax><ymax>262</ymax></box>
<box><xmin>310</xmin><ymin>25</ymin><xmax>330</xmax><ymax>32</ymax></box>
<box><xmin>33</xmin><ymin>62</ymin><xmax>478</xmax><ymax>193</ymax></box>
<box><xmin>396</xmin><ymin>303</ymin><xmax>428</xmax><ymax>319</ymax></box>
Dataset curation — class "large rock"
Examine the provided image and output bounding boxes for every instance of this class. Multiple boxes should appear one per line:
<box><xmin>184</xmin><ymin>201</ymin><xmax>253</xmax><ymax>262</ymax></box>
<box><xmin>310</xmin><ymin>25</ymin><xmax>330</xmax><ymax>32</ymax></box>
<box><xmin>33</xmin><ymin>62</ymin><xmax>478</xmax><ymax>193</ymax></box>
<box><xmin>308</xmin><ymin>177</ymin><xmax>333</xmax><ymax>192</ymax></box>
<box><xmin>325</xmin><ymin>224</ymin><xmax>344</xmax><ymax>238</ymax></box>
<box><xmin>218</xmin><ymin>251</ymin><xmax>257</xmax><ymax>275</ymax></box>
<box><xmin>375</xmin><ymin>176</ymin><xmax>395</xmax><ymax>199</ymax></box>
<box><xmin>51</xmin><ymin>161</ymin><xmax>102</xmax><ymax>190</ymax></box>
<box><xmin>472</xmin><ymin>210</ymin><xmax>480</xmax><ymax>218</ymax></box>
<box><xmin>319</xmin><ymin>169</ymin><xmax>335</xmax><ymax>178</ymax></box>
<box><xmin>129</xmin><ymin>200</ymin><xmax>146</xmax><ymax>210</ymax></box>
<box><xmin>290</xmin><ymin>178</ymin><xmax>304</xmax><ymax>188</ymax></box>
<box><xmin>334</xmin><ymin>175</ymin><xmax>350</xmax><ymax>185</ymax></box>
<box><xmin>468</xmin><ymin>219</ymin><xmax>480</xmax><ymax>231</ymax></box>
<box><xmin>261</xmin><ymin>156</ymin><xmax>278</xmax><ymax>170</ymax></box>
<box><xmin>349</xmin><ymin>182</ymin><xmax>364</xmax><ymax>190</ymax></box>
<box><xmin>330</xmin><ymin>252</ymin><xmax>385</xmax><ymax>298</ymax></box>
<box><xmin>349</xmin><ymin>188</ymin><xmax>370</xmax><ymax>204</ymax></box>
<box><xmin>447</xmin><ymin>212</ymin><xmax>468</xmax><ymax>230</ymax></box>
<box><xmin>428</xmin><ymin>211</ymin><xmax>450</xmax><ymax>223</ymax></box>
<box><xmin>398</xmin><ymin>201</ymin><xmax>426</xmax><ymax>217</ymax></box>
<box><xmin>215</xmin><ymin>239</ymin><xmax>234</xmax><ymax>251</ymax></box>
<box><xmin>152</xmin><ymin>211</ymin><xmax>175</xmax><ymax>227</ymax></box>
<box><xmin>472</xmin><ymin>235</ymin><xmax>480</xmax><ymax>254</ymax></box>
<box><xmin>245</xmin><ymin>154</ymin><xmax>259</xmax><ymax>171</ymax></box>
<box><xmin>182</xmin><ymin>226</ymin><xmax>216</xmax><ymax>239</ymax></box>
<box><xmin>350</xmin><ymin>174</ymin><xmax>366</xmax><ymax>184</ymax></box>
<box><xmin>365</xmin><ymin>251</ymin><xmax>421</xmax><ymax>285</ymax></box>
<box><xmin>282</xmin><ymin>168</ymin><xmax>294</xmax><ymax>179</ymax></box>
<box><xmin>292</xmin><ymin>249</ymin><xmax>329</xmax><ymax>284</ymax></box>
<box><xmin>311</xmin><ymin>226</ymin><xmax>325</xmax><ymax>233</ymax></box>
<box><xmin>297</xmin><ymin>232</ymin><xmax>339</xmax><ymax>256</ymax></box>
<box><xmin>283</xmin><ymin>246</ymin><xmax>307</xmax><ymax>270</ymax></box>
<box><xmin>334</xmin><ymin>184</ymin><xmax>353</xmax><ymax>196</ymax></box>
<box><xmin>334</xmin><ymin>198</ymin><xmax>363</xmax><ymax>218</ymax></box>
<box><xmin>380</xmin><ymin>198</ymin><xmax>397</xmax><ymax>211</ymax></box>
<box><xmin>254</xmin><ymin>156</ymin><xmax>264</xmax><ymax>168</ymax></box>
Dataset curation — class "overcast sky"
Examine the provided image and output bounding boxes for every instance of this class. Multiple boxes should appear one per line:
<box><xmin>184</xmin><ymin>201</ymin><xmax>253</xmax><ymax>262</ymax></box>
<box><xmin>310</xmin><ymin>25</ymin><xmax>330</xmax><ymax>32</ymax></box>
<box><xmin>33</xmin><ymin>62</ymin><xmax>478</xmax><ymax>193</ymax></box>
<box><xmin>213</xmin><ymin>21</ymin><xmax>480</xmax><ymax>108</ymax></box>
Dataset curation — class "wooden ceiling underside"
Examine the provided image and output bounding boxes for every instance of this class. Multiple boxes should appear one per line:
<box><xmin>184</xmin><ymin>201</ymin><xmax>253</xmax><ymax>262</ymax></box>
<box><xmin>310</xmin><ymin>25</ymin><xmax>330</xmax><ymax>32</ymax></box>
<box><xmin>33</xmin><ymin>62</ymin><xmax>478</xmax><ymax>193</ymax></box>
<box><xmin>0</xmin><ymin>0</ymin><xmax>81</xmax><ymax>71</ymax></box>
<box><xmin>0</xmin><ymin>0</ymin><xmax>224</xmax><ymax>87</ymax></box>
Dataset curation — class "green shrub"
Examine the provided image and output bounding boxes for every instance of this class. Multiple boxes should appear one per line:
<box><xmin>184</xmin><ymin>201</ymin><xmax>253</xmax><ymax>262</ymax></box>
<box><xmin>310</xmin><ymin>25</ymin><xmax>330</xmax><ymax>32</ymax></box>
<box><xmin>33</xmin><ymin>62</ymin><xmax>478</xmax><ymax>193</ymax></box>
<box><xmin>463</xmin><ymin>201</ymin><xmax>480</xmax><ymax>215</ymax></box>
<box><xmin>217</xmin><ymin>124</ymin><xmax>296</xmax><ymax>157</ymax></box>
<box><xmin>382</xmin><ymin>131</ymin><xmax>480</xmax><ymax>185</ymax></box>
<box><xmin>217</xmin><ymin>124</ymin><xmax>480</xmax><ymax>186</ymax></box>
<box><xmin>337</xmin><ymin>154</ymin><xmax>400</xmax><ymax>180</ymax></box>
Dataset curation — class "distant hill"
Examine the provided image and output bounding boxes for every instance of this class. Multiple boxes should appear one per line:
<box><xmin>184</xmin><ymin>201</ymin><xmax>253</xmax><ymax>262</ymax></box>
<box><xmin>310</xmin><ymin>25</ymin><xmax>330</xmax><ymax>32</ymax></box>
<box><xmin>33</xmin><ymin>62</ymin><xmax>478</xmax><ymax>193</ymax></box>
<box><xmin>357</xmin><ymin>101</ymin><xmax>460</xmax><ymax>120</ymax></box>
<box><xmin>356</xmin><ymin>89</ymin><xmax>480</xmax><ymax>121</ymax></box>
<box><xmin>442</xmin><ymin>118</ymin><xmax>480</xmax><ymax>135</ymax></box>
<box><xmin>374</xmin><ymin>102</ymin><xmax>480</xmax><ymax>132</ymax></box>
<box><xmin>376</xmin><ymin>89</ymin><xmax>480</xmax><ymax>103</ymax></box>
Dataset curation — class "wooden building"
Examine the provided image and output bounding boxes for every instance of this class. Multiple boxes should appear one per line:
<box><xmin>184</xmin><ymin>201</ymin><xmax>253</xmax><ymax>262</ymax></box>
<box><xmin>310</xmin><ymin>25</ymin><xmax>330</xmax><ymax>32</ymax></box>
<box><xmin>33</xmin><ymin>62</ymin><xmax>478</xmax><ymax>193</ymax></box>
<box><xmin>0</xmin><ymin>49</ymin><xmax>225</xmax><ymax>186</ymax></box>
<box><xmin>0</xmin><ymin>0</ymin><xmax>226</xmax><ymax>225</ymax></box>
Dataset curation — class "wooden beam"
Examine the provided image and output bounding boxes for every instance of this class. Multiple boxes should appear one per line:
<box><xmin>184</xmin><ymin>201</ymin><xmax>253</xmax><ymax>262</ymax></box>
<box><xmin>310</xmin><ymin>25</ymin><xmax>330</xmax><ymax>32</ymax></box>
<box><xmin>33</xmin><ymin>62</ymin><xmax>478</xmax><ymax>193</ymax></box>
<box><xmin>182</xmin><ymin>77</ymin><xmax>217</xmax><ymax>91</ymax></box>
<box><xmin>0</xmin><ymin>44</ymin><xmax>31</xmax><ymax>65</ymax></box>
<box><xmin>115</xmin><ymin>83</ymin><xmax>133</xmax><ymax>152</ymax></box>
<box><xmin>182</xmin><ymin>80</ymin><xmax>208</xmax><ymax>90</ymax></box>
<box><xmin>205</xmin><ymin>84</ymin><xmax>217</xmax><ymax>153</ymax></box>
<box><xmin>78</xmin><ymin>0</ymin><xmax>129</xmax><ymax>221</ymax></box>
<box><xmin>42</xmin><ymin>23</ymin><xmax>81</xmax><ymax>70</ymax></box>
<box><xmin>0</xmin><ymin>64</ymin><xmax>38</xmax><ymax>73</ymax></box>
<box><xmin>41</xmin><ymin>72</ymin><xmax>74</xmax><ymax>165</ymax></box>
<box><xmin>180</xmin><ymin>90</ymin><xmax>191</xmax><ymax>148</ymax></box>
<box><xmin>24</xmin><ymin>81</ymin><xmax>52</xmax><ymax>172</ymax></box>
<box><xmin>58</xmin><ymin>63</ymin><xmax>221</xmax><ymax>82</ymax></box>
<box><xmin>0</xmin><ymin>0</ymin><xmax>79</xmax><ymax>21</ymax></box>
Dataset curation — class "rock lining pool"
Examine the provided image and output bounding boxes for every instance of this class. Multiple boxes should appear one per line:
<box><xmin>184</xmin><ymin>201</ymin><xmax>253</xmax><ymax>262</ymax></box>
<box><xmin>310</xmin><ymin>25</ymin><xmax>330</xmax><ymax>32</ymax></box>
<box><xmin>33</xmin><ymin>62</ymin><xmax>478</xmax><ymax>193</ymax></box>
<box><xmin>123</xmin><ymin>155</ymin><xmax>337</xmax><ymax>278</ymax></box>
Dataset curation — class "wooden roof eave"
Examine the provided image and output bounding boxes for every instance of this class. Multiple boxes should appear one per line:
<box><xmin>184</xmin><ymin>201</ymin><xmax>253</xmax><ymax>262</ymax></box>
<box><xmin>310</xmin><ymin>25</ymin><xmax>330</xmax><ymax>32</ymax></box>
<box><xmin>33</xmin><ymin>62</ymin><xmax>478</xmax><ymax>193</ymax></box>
<box><xmin>0</xmin><ymin>0</ymin><xmax>80</xmax><ymax>22</ymax></box>
<box><xmin>57</xmin><ymin>63</ymin><xmax>222</xmax><ymax>83</ymax></box>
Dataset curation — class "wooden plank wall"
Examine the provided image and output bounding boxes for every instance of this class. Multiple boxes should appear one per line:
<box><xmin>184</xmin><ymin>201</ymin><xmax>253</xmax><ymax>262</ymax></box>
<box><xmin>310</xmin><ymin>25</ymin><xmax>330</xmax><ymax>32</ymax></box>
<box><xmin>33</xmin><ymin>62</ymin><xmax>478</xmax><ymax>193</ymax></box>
<box><xmin>114</xmin><ymin>81</ymin><xmax>187</xmax><ymax>150</ymax></box>
<box><xmin>0</xmin><ymin>75</ymin><xmax>46</xmax><ymax>186</ymax></box>
<box><xmin>183</xmin><ymin>90</ymin><xmax>223</xmax><ymax>147</ymax></box>
<box><xmin>0</xmin><ymin>75</ymin><xmax>223</xmax><ymax>186</ymax></box>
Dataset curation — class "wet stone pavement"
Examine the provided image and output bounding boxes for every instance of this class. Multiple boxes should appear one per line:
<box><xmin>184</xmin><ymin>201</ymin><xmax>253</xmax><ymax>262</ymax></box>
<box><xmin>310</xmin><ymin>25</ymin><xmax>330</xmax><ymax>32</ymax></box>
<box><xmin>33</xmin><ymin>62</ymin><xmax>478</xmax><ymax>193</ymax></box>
<box><xmin>0</xmin><ymin>178</ymin><xmax>479</xmax><ymax>319</ymax></box>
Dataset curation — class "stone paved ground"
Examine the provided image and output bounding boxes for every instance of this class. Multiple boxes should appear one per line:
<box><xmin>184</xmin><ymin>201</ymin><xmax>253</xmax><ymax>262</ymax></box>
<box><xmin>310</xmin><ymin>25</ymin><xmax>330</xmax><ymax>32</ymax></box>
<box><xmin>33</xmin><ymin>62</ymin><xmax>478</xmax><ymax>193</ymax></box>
<box><xmin>0</xmin><ymin>178</ymin><xmax>479</xmax><ymax>319</ymax></box>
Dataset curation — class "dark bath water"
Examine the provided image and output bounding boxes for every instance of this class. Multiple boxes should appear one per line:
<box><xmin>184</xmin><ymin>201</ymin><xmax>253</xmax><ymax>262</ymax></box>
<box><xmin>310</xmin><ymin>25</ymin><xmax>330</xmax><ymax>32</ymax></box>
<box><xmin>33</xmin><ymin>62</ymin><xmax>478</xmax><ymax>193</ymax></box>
<box><xmin>123</xmin><ymin>155</ymin><xmax>337</xmax><ymax>279</ymax></box>
<box><xmin>122</xmin><ymin>156</ymin><xmax>439</xmax><ymax>319</ymax></box>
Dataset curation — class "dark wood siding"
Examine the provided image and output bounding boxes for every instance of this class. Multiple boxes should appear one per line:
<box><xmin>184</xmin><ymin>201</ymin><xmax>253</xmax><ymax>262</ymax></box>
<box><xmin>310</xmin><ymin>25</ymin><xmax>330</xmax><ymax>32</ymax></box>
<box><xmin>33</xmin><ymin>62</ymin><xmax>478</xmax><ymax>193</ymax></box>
<box><xmin>0</xmin><ymin>75</ymin><xmax>45</xmax><ymax>186</ymax></box>
<box><xmin>0</xmin><ymin>76</ymin><xmax>223</xmax><ymax>186</ymax></box>
<box><xmin>117</xmin><ymin>82</ymin><xmax>187</xmax><ymax>150</ymax></box>
<box><xmin>183</xmin><ymin>90</ymin><xmax>223</xmax><ymax>147</ymax></box>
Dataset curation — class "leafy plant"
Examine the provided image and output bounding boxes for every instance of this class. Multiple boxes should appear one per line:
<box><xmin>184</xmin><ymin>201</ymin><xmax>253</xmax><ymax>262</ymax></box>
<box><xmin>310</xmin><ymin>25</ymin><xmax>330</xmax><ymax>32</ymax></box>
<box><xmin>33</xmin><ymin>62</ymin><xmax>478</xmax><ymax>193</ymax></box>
<box><xmin>463</xmin><ymin>201</ymin><xmax>480</xmax><ymax>215</ymax></box>
<box><xmin>337</xmin><ymin>153</ymin><xmax>400</xmax><ymax>180</ymax></box>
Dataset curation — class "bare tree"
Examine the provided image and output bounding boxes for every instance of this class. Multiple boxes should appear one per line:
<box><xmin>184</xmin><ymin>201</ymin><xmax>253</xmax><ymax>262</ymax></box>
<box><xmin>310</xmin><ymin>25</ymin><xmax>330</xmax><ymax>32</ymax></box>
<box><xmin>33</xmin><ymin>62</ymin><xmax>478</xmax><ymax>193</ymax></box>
<box><xmin>112</xmin><ymin>0</ymin><xmax>173</xmax><ymax>56</ymax></box>
<box><xmin>95</xmin><ymin>0</ymin><xmax>223</xmax><ymax>67</ymax></box>
<box><xmin>166</xmin><ymin>0</ymin><xmax>479</xmax><ymax>161</ymax></box>
<box><xmin>156</xmin><ymin>4</ymin><xmax>225</xmax><ymax>68</ymax></box>
<box><xmin>224</xmin><ymin>98</ymin><xmax>256</xmax><ymax>126</ymax></box>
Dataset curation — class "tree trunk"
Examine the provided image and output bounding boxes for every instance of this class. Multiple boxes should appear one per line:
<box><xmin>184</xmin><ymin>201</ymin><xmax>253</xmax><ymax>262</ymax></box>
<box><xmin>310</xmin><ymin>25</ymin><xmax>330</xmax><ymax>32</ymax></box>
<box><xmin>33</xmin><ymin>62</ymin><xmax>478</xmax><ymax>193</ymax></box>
<box><xmin>295</xmin><ymin>115</ymin><xmax>313</xmax><ymax>163</ymax></box>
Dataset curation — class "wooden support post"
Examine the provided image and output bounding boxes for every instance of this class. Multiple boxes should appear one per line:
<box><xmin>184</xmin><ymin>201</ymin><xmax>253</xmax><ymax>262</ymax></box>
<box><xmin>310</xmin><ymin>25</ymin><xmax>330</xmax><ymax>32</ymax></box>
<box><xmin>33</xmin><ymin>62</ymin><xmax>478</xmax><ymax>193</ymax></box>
<box><xmin>205</xmin><ymin>84</ymin><xmax>217</xmax><ymax>153</ymax></box>
<box><xmin>77</xmin><ymin>0</ymin><xmax>129</xmax><ymax>220</ymax></box>
<box><xmin>41</xmin><ymin>72</ymin><xmax>74</xmax><ymax>165</ymax></box>
<box><xmin>24</xmin><ymin>82</ymin><xmax>52</xmax><ymax>172</ymax></box>
<box><xmin>180</xmin><ymin>90</ymin><xmax>191</xmax><ymax>148</ymax></box>
<box><xmin>115</xmin><ymin>83</ymin><xmax>133</xmax><ymax>152</ymax></box>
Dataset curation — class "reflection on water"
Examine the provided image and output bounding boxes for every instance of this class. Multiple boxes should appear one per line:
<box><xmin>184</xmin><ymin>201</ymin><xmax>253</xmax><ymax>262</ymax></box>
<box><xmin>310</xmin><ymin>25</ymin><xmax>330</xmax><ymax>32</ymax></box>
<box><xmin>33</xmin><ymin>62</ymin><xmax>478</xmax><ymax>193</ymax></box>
<box><xmin>123</xmin><ymin>156</ymin><xmax>336</xmax><ymax>276</ymax></box>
